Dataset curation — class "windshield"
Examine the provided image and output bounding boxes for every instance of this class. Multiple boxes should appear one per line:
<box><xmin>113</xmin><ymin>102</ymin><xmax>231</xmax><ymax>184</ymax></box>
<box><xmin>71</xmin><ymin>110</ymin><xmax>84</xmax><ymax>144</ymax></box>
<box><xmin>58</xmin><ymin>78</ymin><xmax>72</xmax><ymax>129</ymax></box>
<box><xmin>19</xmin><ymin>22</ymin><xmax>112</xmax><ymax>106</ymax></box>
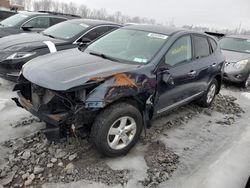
<box><xmin>42</xmin><ymin>21</ymin><xmax>89</xmax><ymax>40</ymax></box>
<box><xmin>85</xmin><ymin>28</ymin><xmax>168</xmax><ymax>64</ymax></box>
<box><xmin>219</xmin><ymin>37</ymin><xmax>250</xmax><ymax>54</ymax></box>
<box><xmin>0</xmin><ymin>13</ymin><xmax>28</xmax><ymax>27</ymax></box>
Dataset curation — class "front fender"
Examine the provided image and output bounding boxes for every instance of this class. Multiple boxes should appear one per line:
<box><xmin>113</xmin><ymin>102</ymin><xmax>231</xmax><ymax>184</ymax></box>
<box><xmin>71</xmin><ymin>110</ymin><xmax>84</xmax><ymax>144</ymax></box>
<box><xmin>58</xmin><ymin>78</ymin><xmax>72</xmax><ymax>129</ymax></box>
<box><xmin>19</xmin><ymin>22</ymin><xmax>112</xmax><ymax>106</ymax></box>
<box><xmin>85</xmin><ymin>73</ymin><xmax>156</xmax><ymax>109</ymax></box>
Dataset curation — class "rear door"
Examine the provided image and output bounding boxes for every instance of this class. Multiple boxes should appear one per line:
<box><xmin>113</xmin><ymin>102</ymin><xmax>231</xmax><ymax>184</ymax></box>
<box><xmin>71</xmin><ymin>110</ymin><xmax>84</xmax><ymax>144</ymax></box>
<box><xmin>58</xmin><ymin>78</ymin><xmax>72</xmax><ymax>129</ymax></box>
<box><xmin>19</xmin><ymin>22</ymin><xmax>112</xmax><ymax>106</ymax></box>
<box><xmin>191</xmin><ymin>34</ymin><xmax>215</xmax><ymax>93</ymax></box>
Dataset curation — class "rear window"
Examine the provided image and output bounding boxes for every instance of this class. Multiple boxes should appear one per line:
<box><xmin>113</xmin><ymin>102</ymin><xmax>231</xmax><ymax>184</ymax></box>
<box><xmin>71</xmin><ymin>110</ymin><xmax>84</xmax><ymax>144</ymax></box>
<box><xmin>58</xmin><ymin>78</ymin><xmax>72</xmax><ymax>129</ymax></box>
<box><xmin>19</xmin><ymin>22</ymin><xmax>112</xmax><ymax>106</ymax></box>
<box><xmin>193</xmin><ymin>35</ymin><xmax>210</xmax><ymax>58</ymax></box>
<box><xmin>50</xmin><ymin>17</ymin><xmax>67</xmax><ymax>26</ymax></box>
<box><xmin>219</xmin><ymin>37</ymin><xmax>250</xmax><ymax>54</ymax></box>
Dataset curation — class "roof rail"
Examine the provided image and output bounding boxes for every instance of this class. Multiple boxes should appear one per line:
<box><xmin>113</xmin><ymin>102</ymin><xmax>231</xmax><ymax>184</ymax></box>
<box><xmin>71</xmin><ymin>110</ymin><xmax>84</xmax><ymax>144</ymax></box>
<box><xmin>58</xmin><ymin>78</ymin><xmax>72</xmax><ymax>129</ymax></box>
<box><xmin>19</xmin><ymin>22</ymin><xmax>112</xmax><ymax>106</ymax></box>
<box><xmin>205</xmin><ymin>31</ymin><xmax>225</xmax><ymax>39</ymax></box>
<box><xmin>37</xmin><ymin>11</ymin><xmax>81</xmax><ymax>18</ymax></box>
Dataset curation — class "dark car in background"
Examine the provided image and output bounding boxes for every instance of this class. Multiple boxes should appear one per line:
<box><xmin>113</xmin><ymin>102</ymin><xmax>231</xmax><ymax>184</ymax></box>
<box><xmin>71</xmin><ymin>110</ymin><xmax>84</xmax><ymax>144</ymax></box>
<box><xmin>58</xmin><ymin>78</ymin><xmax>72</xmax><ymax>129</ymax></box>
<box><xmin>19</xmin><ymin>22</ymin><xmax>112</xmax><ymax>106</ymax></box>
<box><xmin>13</xmin><ymin>25</ymin><xmax>224</xmax><ymax>157</ymax></box>
<box><xmin>0</xmin><ymin>19</ymin><xmax>121</xmax><ymax>81</ymax></box>
<box><xmin>0</xmin><ymin>8</ymin><xmax>16</xmax><ymax>21</ymax></box>
<box><xmin>0</xmin><ymin>10</ymin><xmax>80</xmax><ymax>38</ymax></box>
<box><xmin>219</xmin><ymin>35</ymin><xmax>250</xmax><ymax>88</ymax></box>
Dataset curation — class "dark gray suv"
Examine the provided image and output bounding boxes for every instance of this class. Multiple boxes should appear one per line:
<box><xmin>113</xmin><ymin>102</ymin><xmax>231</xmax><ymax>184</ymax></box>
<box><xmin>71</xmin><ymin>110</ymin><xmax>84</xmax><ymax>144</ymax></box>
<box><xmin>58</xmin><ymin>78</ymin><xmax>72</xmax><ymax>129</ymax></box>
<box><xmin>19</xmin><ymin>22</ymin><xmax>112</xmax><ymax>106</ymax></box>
<box><xmin>14</xmin><ymin>25</ymin><xmax>225</xmax><ymax>156</ymax></box>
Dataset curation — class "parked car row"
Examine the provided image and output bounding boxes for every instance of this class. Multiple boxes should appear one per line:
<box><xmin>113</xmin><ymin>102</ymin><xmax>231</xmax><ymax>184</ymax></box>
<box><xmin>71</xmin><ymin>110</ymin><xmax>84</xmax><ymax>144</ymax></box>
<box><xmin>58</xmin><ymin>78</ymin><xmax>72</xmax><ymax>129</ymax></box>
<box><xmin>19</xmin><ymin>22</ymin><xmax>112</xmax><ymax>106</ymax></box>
<box><xmin>0</xmin><ymin>10</ymin><xmax>249</xmax><ymax>156</ymax></box>
<box><xmin>0</xmin><ymin>18</ymin><xmax>121</xmax><ymax>80</ymax></box>
<box><xmin>0</xmin><ymin>8</ymin><xmax>16</xmax><ymax>21</ymax></box>
<box><xmin>0</xmin><ymin>10</ymin><xmax>81</xmax><ymax>37</ymax></box>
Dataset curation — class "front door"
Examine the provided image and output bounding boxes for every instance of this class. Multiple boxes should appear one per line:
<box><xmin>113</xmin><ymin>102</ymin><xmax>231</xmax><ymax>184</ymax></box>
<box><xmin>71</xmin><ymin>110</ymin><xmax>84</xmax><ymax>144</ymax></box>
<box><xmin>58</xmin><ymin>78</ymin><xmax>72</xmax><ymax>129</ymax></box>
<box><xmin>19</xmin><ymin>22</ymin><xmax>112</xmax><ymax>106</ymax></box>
<box><xmin>154</xmin><ymin>35</ymin><xmax>199</xmax><ymax>114</ymax></box>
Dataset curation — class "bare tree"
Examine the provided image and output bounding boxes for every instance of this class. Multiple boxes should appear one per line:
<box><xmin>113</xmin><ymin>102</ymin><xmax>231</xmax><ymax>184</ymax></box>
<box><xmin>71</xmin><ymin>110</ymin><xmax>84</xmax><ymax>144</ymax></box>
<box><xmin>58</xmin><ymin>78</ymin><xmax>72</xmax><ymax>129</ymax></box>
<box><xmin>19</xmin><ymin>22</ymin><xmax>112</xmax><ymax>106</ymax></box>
<box><xmin>77</xmin><ymin>5</ymin><xmax>89</xmax><ymax>18</ymax></box>
<box><xmin>23</xmin><ymin>0</ymin><xmax>157</xmax><ymax>24</ymax></box>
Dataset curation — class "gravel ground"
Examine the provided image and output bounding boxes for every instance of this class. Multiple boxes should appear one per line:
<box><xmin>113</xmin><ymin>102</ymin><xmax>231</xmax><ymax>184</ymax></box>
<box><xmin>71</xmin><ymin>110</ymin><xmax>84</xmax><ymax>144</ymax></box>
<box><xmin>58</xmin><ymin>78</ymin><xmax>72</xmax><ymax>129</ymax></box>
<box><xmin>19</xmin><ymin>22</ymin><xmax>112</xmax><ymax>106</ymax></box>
<box><xmin>0</xmin><ymin>77</ymin><xmax>249</xmax><ymax>188</ymax></box>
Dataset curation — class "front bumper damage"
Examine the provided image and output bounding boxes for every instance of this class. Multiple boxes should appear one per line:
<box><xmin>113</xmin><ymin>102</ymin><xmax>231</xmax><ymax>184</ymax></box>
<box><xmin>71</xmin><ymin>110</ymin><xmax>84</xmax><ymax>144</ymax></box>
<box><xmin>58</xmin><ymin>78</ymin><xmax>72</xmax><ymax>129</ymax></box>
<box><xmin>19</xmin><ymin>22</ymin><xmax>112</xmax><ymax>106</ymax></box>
<box><xmin>13</xmin><ymin>91</ymin><xmax>69</xmax><ymax>126</ymax></box>
<box><xmin>12</xmin><ymin>80</ymin><xmax>99</xmax><ymax>140</ymax></box>
<box><xmin>13</xmin><ymin>71</ymin><xmax>156</xmax><ymax>140</ymax></box>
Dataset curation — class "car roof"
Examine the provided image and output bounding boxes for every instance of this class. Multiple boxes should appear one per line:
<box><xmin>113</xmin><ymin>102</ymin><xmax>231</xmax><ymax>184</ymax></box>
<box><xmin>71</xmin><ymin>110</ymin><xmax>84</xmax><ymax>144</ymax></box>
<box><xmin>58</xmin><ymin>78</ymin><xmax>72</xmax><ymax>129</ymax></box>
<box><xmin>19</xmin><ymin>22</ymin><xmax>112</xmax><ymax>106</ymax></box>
<box><xmin>68</xmin><ymin>19</ymin><xmax>121</xmax><ymax>26</ymax></box>
<box><xmin>18</xmin><ymin>11</ymin><xmax>80</xmax><ymax>19</ymax></box>
<box><xmin>226</xmin><ymin>35</ymin><xmax>250</xmax><ymax>40</ymax></box>
<box><xmin>123</xmin><ymin>24</ymin><xmax>185</xmax><ymax>35</ymax></box>
<box><xmin>18</xmin><ymin>11</ymin><xmax>48</xmax><ymax>16</ymax></box>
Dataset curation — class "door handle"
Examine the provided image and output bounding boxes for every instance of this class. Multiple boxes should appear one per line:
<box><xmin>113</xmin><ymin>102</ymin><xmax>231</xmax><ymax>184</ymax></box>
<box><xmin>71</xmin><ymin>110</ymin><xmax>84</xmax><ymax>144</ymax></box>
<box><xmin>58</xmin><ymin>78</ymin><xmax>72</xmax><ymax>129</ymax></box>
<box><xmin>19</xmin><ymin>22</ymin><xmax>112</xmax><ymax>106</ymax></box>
<box><xmin>211</xmin><ymin>63</ymin><xmax>217</xmax><ymax>67</ymax></box>
<box><xmin>188</xmin><ymin>70</ymin><xmax>197</xmax><ymax>77</ymax></box>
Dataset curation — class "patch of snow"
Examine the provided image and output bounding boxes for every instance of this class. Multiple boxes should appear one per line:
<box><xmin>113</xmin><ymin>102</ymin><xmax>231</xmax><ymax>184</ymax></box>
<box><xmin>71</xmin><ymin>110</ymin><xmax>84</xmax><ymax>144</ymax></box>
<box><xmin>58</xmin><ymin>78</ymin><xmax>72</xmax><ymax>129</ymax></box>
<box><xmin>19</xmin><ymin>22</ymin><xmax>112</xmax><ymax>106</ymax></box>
<box><xmin>241</xmin><ymin>92</ymin><xmax>250</xmax><ymax>100</ymax></box>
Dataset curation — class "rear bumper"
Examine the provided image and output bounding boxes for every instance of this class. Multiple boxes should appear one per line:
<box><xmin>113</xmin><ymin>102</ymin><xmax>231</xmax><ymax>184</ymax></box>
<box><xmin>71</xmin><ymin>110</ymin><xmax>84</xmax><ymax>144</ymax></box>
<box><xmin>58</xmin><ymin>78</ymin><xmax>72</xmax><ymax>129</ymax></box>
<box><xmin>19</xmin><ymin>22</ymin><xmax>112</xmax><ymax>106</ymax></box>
<box><xmin>13</xmin><ymin>91</ymin><xmax>69</xmax><ymax>126</ymax></box>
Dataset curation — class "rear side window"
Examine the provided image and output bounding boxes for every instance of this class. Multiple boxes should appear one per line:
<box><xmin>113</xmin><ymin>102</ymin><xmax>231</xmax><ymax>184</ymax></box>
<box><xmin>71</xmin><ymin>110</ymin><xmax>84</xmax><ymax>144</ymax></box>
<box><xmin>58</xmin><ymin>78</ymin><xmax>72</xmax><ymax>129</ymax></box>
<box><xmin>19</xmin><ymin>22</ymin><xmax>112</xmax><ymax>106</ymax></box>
<box><xmin>193</xmin><ymin>35</ymin><xmax>210</xmax><ymax>58</ymax></box>
<box><xmin>83</xmin><ymin>26</ymin><xmax>118</xmax><ymax>41</ymax></box>
<box><xmin>209</xmin><ymin>38</ymin><xmax>217</xmax><ymax>52</ymax></box>
<box><xmin>24</xmin><ymin>17</ymin><xmax>50</xmax><ymax>28</ymax></box>
<box><xmin>107</xmin><ymin>26</ymin><xmax>119</xmax><ymax>32</ymax></box>
<box><xmin>164</xmin><ymin>35</ymin><xmax>192</xmax><ymax>66</ymax></box>
<box><xmin>50</xmin><ymin>17</ymin><xmax>66</xmax><ymax>26</ymax></box>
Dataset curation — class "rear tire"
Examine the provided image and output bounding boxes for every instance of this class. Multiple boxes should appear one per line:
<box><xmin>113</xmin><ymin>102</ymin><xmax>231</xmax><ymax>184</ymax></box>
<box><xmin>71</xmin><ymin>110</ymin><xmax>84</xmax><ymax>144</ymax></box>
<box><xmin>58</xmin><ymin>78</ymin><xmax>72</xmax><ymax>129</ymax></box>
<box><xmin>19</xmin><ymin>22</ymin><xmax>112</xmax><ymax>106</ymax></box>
<box><xmin>197</xmin><ymin>79</ymin><xmax>218</xmax><ymax>108</ymax></box>
<box><xmin>90</xmin><ymin>102</ymin><xmax>143</xmax><ymax>157</ymax></box>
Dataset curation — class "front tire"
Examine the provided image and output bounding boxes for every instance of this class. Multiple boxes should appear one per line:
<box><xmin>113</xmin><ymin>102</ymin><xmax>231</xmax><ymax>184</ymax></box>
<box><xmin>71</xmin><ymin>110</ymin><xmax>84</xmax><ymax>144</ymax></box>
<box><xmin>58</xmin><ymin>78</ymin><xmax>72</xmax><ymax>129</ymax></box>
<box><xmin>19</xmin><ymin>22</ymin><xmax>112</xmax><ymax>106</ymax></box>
<box><xmin>197</xmin><ymin>79</ymin><xmax>218</xmax><ymax>108</ymax></box>
<box><xmin>242</xmin><ymin>73</ymin><xmax>250</xmax><ymax>88</ymax></box>
<box><xmin>90</xmin><ymin>102</ymin><xmax>143</xmax><ymax>157</ymax></box>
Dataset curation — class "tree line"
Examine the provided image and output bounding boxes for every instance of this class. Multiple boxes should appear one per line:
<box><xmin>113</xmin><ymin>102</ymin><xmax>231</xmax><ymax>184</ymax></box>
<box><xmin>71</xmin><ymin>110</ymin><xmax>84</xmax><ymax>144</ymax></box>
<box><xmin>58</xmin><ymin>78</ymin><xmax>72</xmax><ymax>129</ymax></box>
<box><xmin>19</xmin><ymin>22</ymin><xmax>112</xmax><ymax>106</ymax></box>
<box><xmin>10</xmin><ymin>0</ymin><xmax>156</xmax><ymax>24</ymax></box>
<box><xmin>10</xmin><ymin>0</ymin><xmax>250</xmax><ymax>34</ymax></box>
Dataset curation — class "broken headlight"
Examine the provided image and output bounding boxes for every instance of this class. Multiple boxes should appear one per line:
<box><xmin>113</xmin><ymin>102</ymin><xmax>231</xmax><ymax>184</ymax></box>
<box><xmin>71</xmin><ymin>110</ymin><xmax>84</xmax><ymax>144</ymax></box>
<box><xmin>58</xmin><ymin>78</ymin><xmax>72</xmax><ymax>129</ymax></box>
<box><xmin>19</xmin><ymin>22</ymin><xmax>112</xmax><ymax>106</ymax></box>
<box><xmin>6</xmin><ymin>52</ymin><xmax>36</xmax><ymax>60</ymax></box>
<box><xmin>234</xmin><ymin>59</ymin><xmax>249</xmax><ymax>69</ymax></box>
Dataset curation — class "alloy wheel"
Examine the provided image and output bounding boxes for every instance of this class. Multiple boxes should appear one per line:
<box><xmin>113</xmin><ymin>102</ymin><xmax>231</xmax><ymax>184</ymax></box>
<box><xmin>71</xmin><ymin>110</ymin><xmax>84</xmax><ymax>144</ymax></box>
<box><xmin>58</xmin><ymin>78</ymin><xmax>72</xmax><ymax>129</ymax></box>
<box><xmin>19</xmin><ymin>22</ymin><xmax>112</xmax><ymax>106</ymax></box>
<box><xmin>207</xmin><ymin>84</ymin><xmax>216</xmax><ymax>104</ymax></box>
<box><xmin>107</xmin><ymin>116</ymin><xmax>137</xmax><ymax>150</ymax></box>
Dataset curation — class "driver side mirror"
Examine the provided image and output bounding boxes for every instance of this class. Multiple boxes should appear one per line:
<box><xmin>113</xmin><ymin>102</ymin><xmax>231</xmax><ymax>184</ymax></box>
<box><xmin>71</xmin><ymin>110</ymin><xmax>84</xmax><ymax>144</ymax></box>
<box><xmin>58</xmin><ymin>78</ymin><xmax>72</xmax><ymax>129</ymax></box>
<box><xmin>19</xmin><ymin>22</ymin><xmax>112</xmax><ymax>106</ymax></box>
<box><xmin>22</xmin><ymin>24</ymin><xmax>33</xmax><ymax>31</ymax></box>
<box><xmin>162</xmin><ymin>72</ymin><xmax>171</xmax><ymax>84</ymax></box>
<box><xmin>158</xmin><ymin>68</ymin><xmax>173</xmax><ymax>85</ymax></box>
<box><xmin>77</xmin><ymin>37</ymin><xmax>91</xmax><ymax>46</ymax></box>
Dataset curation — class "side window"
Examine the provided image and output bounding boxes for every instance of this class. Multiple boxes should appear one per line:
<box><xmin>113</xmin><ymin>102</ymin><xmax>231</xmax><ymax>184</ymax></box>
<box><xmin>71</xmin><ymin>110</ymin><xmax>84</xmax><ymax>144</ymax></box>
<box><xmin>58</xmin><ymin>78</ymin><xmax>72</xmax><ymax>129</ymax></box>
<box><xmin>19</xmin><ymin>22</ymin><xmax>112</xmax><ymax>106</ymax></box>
<box><xmin>50</xmin><ymin>17</ymin><xmax>66</xmax><ymax>26</ymax></box>
<box><xmin>83</xmin><ymin>26</ymin><xmax>113</xmax><ymax>41</ymax></box>
<box><xmin>164</xmin><ymin>35</ymin><xmax>192</xmax><ymax>66</ymax></box>
<box><xmin>24</xmin><ymin>17</ymin><xmax>50</xmax><ymax>28</ymax></box>
<box><xmin>193</xmin><ymin>35</ymin><xmax>210</xmax><ymax>58</ymax></box>
<box><xmin>209</xmin><ymin>38</ymin><xmax>217</xmax><ymax>52</ymax></box>
<box><xmin>107</xmin><ymin>26</ymin><xmax>119</xmax><ymax>32</ymax></box>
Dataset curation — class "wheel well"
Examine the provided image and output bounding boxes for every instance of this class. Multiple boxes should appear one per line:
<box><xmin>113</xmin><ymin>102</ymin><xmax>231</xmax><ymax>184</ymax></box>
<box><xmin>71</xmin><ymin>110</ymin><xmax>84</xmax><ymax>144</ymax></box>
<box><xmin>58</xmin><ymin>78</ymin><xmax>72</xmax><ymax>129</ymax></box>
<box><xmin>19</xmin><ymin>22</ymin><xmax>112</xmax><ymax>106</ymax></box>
<box><xmin>112</xmin><ymin>97</ymin><xmax>144</xmax><ymax>113</ymax></box>
<box><xmin>214</xmin><ymin>74</ymin><xmax>222</xmax><ymax>94</ymax></box>
<box><xmin>101</xmin><ymin>96</ymin><xmax>148</xmax><ymax>116</ymax></box>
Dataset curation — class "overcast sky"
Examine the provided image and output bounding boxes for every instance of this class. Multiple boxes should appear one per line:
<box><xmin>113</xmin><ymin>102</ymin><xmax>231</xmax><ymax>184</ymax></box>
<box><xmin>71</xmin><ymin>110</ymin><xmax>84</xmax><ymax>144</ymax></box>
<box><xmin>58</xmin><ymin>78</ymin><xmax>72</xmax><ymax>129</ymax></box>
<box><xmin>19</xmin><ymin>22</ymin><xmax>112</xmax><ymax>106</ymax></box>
<box><xmin>61</xmin><ymin>0</ymin><xmax>250</xmax><ymax>30</ymax></box>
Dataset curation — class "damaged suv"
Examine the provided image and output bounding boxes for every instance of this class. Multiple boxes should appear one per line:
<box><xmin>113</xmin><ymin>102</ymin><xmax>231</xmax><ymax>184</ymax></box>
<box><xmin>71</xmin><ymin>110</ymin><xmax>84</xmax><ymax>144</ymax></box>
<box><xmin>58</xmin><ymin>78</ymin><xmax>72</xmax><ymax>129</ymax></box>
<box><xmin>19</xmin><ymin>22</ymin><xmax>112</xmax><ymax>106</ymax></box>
<box><xmin>13</xmin><ymin>25</ymin><xmax>224</xmax><ymax>156</ymax></box>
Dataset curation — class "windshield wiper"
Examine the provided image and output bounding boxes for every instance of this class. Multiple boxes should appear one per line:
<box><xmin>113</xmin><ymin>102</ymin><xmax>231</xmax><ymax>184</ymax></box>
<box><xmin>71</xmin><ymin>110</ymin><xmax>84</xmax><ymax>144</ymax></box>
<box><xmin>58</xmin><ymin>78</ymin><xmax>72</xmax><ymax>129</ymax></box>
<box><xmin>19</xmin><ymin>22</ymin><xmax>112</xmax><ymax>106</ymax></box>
<box><xmin>89</xmin><ymin>52</ymin><xmax>120</xmax><ymax>62</ymax></box>
<box><xmin>42</xmin><ymin>33</ymin><xmax>55</xmax><ymax>39</ymax></box>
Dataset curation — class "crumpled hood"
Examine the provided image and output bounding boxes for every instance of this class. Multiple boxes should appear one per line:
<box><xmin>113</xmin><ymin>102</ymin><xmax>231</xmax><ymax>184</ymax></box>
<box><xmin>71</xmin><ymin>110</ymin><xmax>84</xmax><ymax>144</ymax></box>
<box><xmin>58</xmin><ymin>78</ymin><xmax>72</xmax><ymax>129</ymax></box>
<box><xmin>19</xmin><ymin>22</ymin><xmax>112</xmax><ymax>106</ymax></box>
<box><xmin>0</xmin><ymin>33</ymin><xmax>65</xmax><ymax>51</ymax></box>
<box><xmin>222</xmin><ymin>50</ymin><xmax>250</xmax><ymax>63</ymax></box>
<box><xmin>0</xmin><ymin>27</ymin><xmax>21</xmax><ymax>38</ymax></box>
<box><xmin>23</xmin><ymin>48</ymin><xmax>140</xmax><ymax>91</ymax></box>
